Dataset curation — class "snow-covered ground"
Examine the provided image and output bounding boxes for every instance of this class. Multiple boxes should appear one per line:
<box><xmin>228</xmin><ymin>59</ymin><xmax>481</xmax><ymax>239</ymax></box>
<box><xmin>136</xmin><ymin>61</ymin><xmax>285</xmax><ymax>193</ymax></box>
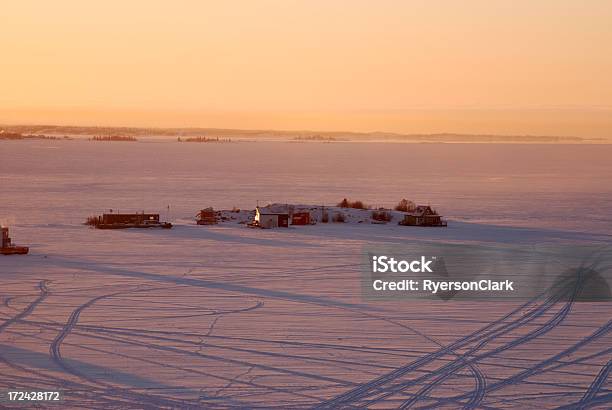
<box><xmin>2</xmin><ymin>217</ymin><xmax>611</xmax><ymax>408</ymax></box>
<box><xmin>1</xmin><ymin>141</ymin><xmax>611</xmax><ymax>408</ymax></box>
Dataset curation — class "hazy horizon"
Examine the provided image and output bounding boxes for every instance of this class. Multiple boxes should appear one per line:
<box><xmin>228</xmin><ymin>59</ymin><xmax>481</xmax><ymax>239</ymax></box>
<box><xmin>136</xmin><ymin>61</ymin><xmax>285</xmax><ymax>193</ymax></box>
<box><xmin>2</xmin><ymin>1</ymin><xmax>612</xmax><ymax>137</ymax></box>
<box><xmin>2</xmin><ymin>107</ymin><xmax>612</xmax><ymax>140</ymax></box>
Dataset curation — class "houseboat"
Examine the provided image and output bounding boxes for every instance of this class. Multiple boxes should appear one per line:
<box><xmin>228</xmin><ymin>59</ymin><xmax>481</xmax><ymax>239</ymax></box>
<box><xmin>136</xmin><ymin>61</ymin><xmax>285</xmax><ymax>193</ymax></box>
<box><xmin>1</xmin><ymin>226</ymin><xmax>29</xmax><ymax>255</ymax></box>
<box><xmin>399</xmin><ymin>205</ymin><xmax>447</xmax><ymax>227</ymax></box>
<box><xmin>90</xmin><ymin>213</ymin><xmax>172</xmax><ymax>229</ymax></box>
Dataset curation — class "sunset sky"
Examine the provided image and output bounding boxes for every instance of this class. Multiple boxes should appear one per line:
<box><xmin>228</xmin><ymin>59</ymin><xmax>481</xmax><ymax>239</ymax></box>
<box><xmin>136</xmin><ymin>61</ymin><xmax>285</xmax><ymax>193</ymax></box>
<box><xmin>2</xmin><ymin>1</ymin><xmax>611</xmax><ymax>137</ymax></box>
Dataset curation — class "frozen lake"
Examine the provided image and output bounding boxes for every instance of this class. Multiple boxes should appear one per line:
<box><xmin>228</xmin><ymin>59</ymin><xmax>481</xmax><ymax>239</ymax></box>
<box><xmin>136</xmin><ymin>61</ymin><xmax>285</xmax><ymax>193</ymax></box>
<box><xmin>2</xmin><ymin>139</ymin><xmax>612</xmax><ymax>232</ymax></box>
<box><xmin>1</xmin><ymin>140</ymin><xmax>611</xmax><ymax>408</ymax></box>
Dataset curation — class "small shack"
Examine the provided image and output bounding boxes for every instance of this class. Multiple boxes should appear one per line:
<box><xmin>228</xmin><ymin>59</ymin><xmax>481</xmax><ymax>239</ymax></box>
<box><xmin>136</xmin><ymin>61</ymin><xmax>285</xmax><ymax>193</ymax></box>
<box><xmin>254</xmin><ymin>207</ymin><xmax>289</xmax><ymax>229</ymax></box>
<box><xmin>197</xmin><ymin>208</ymin><xmax>218</xmax><ymax>225</ymax></box>
<box><xmin>291</xmin><ymin>212</ymin><xmax>311</xmax><ymax>225</ymax></box>
<box><xmin>399</xmin><ymin>205</ymin><xmax>447</xmax><ymax>227</ymax></box>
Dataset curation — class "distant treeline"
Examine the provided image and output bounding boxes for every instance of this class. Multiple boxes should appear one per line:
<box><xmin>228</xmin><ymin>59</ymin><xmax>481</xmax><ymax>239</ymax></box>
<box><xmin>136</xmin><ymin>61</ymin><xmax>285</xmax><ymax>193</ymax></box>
<box><xmin>293</xmin><ymin>135</ymin><xmax>337</xmax><ymax>141</ymax></box>
<box><xmin>178</xmin><ymin>136</ymin><xmax>231</xmax><ymax>143</ymax></box>
<box><xmin>91</xmin><ymin>135</ymin><xmax>137</xmax><ymax>142</ymax></box>
<box><xmin>337</xmin><ymin>198</ymin><xmax>417</xmax><ymax>212</ymax></box>
<box><xmin>0</xmin><ymin>131</ymin><xmax>64</xmax><ymax>140</ymax></box>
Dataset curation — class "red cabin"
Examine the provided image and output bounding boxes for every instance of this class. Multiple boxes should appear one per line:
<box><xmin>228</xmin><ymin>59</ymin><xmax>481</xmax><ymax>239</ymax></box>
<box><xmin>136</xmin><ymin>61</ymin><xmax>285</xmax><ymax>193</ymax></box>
<box><xmin>277</xmin><ymin>214</ymin><xmax>289</xmax><ymax>227</ymax></box>
<box><xmin>197</xmin><ymin>208</ymin><xmax>218</xmax><ymax>225</ymax></box>
<box><xmin>291</xmin><ymin>212</ymin><xmax>311</xmax><ymax>225</ymax></box>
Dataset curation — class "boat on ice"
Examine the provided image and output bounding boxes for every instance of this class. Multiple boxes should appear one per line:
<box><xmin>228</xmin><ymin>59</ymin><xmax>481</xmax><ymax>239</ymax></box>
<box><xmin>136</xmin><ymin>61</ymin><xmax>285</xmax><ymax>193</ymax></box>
<box><xmin>1</xmin><ymin>226</ymin><xmax>29</xmax><ymax>255</ymax></box>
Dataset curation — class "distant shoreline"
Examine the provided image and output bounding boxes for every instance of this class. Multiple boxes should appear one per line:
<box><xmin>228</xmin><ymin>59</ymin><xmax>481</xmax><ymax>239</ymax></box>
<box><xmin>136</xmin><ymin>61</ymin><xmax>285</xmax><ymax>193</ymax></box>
<box><xmin>1</xmin><ymin>124</ymin><xmax>608</xmax><ymax>144</ymax></box>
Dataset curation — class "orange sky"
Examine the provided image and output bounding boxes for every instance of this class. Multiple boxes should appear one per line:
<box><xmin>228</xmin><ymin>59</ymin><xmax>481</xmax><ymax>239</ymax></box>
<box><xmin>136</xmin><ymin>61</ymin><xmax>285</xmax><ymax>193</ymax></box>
<box><xmin>1</xmin><ymin>1</ymin><xmax>611</xmax><ymax>137</ymax></box>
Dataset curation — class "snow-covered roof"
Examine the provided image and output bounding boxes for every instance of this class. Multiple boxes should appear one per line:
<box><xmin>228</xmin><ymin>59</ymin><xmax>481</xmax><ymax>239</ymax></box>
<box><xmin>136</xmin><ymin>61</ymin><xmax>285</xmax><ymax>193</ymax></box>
<box><xmin>408</xmin><ymin>205</ymin><xmax>441</xmax><ymax>217</ymax></box>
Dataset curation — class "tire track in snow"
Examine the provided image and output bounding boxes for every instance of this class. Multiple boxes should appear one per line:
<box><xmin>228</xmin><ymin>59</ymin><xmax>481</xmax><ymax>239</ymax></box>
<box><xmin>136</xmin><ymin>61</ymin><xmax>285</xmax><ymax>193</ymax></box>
<box><xmin>398</xmin><ymin>295</ymin><xmax>573</xmax><ymax>409</ymax></box>
<box><xmin>45</xmin><ymin>284</ymin><xmax>320</xmax><ymax>406</ymax></box>
<box><xmin>48</xmin><ymin>289</ymin><xmax>203</xmax><ymax>409</ymax></box>
<box><xmin>0</xmin><ymin>280</ymin><xmax>48</xmax><ymax>333</ymax></box>
<box><xmin>45</xmin><ymin>325</ymin><xmax>331</xmax><ymax>403</ymax></box>
<box><xmin>395</xmin><ymin>264</ymin><xmax>597</xmax><ymax>409</ymax></box>
<box><xmin>0</xmin><ymin>281</ymin><xmax>149</xmax><ymax>408</ymax></box>
<box><xmin>553</xmin><ymin>363</ymin><xmax>612</xmax><ymax>410</ymax></box>
<box><xmin>349</xmin><ymin>308</ymin><xmax>488</xmax><ymax>410</ymax></box>
<box><xmin>317</xmin><ymin>263</ymin><xmax>592</xmax><ymax>409</ymax></box>
<box><xmin>393</xmin><ymin>264</ymin><xmax>593</xmax><ymax>409</ymax></box>
<box><xmin>423</xmin><ymin>320</ymin><xmax>612</xmax><ymax>409</ymax></box>
<box><xmin>333</xmin><ymin>294</ymin><xmax>560</xmax><ymax>409</ymax></box>
<box><xmin>49</xmin><ymin>293</ymin><xmax>115</xmax><ymax>379</ymax></box>
<box><xmin>576</xmin><ymin>360</ymin><xmax>612</xmax><ymax>409</ymax></box>
<box><xmin>0</xmin><ymin>281</ymin><xmax>50</xmax><ymax>378</ymax></box>
<box><xmin>15</xmin><ymin>283</ymin><xmax>345</xmax><ymax>404</ymax></box>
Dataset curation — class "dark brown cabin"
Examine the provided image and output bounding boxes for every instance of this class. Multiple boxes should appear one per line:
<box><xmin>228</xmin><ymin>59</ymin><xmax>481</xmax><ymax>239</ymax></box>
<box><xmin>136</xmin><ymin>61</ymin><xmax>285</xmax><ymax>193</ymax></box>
<box><xmin>399</xmin><ymin>205</ymin><xmax>447</xmax><ymax>227</ymax></box>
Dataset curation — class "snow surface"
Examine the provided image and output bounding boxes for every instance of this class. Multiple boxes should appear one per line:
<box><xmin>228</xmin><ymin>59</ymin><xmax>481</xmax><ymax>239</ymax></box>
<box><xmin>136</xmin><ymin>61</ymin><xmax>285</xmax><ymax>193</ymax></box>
<box><xmin>1</xmin><ymin>214</ymin><xmax>611</xmax><ymax>408</ymax></box>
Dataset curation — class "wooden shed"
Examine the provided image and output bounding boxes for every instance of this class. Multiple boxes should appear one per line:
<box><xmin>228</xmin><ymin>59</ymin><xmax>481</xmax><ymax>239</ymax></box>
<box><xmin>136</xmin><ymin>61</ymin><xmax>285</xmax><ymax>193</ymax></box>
<box><xmin>254</xmin><ymin>207</ymin><xmax>289</xmax><ymax>228</ymax></box>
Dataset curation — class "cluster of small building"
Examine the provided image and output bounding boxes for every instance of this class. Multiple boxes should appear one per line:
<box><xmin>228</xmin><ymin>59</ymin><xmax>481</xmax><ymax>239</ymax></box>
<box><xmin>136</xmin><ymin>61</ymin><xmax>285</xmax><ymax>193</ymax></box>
<box><xmin>83</xmin><ymin>199</ymin><xmax>446</xmax><ymax>232</ymax></box>
<box><xmin>2</xmin><ymin>204</ymin><xmax>446</xmax><ymax>256</ymax></box>
<box><xmin>196</xmin><ymin>204</ymin><xmax>446</xmax><ymax>228</ymax></box>
<box><xmin>197</xmin><ymin>207</ymin><xmax>312</xmax><ymax>228</ymax></box>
